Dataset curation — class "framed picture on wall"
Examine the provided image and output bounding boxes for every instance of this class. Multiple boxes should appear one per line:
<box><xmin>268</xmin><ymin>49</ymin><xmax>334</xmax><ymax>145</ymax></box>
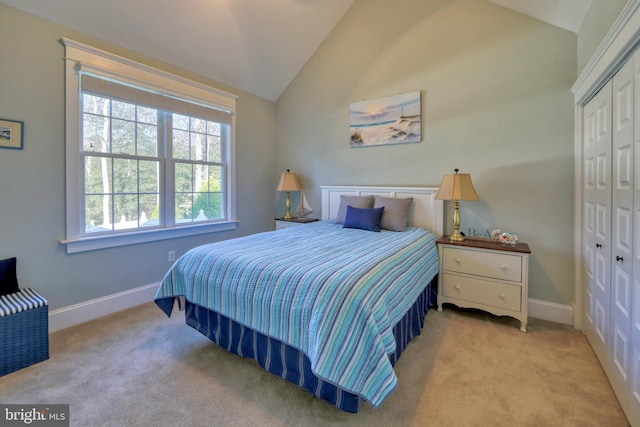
<box><xmin>349</xmin><ymin>91</ymin><xmax>421</xmax><ymax>148</ymax></box>
<box><xmin>0</xmin><ymin>118</ymin><xmax>24</xmax><ymax>150</ymax></box>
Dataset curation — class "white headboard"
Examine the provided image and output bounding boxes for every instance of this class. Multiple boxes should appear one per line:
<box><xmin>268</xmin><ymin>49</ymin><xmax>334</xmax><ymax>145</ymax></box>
<box><xmin>320</xmin><ymin>185</ymin><xmax>443</xmax><ymax>236</ymax></box>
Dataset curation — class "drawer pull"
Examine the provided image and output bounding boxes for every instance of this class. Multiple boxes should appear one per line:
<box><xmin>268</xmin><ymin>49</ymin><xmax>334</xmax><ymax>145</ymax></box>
<box><xmin>499</xmin><ymin>293</ymin><xmax>505</xmax><ymax>299</ymax></box>
<box><xmin>616</xmin><ymin>255</ymin><xmax>624</xmax><ymax>262</ymax></box>
<box><xmin>500</xmin><ymin>265</ymin><xmax>507</xmax><ymax>270</ymax></box>
<box><xmin>454</xmin><ymin>285</ymin><xmax>461</xmax><ymax>290</ymax></box>
<box><xmin>455</xmin><ymin>258</ymin><xmax>461</xmax><ymax>263</ymax></box>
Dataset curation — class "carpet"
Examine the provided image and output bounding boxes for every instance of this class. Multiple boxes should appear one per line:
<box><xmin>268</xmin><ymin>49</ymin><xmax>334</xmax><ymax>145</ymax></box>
<box><xmin>0</xmin><ymin>302</ymin><xmax>629</xmax><ymax>426</ymax></box>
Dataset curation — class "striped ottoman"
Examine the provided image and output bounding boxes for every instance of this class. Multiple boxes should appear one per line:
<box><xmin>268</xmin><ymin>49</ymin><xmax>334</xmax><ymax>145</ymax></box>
<box><xmin>0</xmin><ymin>288</ymin><xmax>49</xmax><ymax>376</ymax></box>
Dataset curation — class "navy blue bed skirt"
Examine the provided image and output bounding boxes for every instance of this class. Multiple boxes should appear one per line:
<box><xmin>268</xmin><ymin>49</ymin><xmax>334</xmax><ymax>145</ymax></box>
<box><xmin>184</xmin><ymin>277</ymin><xmax>437</xmax><ymax>413</ymax></box>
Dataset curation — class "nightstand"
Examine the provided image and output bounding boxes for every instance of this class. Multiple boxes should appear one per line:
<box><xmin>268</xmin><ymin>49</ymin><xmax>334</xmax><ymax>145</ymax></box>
<box><xmin>275</xmin><ymin>217</ymin><xmax>319</xmax><ymax>230</ymax></box>
<box><xmin>436</xmin><ymin>236</ymin><xmax>531</xmax><ymax>332</ymax></box>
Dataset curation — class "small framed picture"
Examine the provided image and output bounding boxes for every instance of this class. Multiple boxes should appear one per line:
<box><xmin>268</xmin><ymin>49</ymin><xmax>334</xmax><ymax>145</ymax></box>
<box><xmin>0</xmin><ymin>118</ymin><xmax>24</xmax><ymax>150</ymax></box>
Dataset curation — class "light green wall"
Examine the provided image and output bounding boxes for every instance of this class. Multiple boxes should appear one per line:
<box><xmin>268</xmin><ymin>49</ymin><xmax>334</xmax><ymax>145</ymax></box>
<box><xmin>0</xmin><ymin>4</ymin><xmax>277</xmax><ymax>310</ymax></box>
<box><xmin>276</xmin><ymin>0</ymin><xmax>577</xmax><ymax>305</ymax></box>
<box><xmin>578</xmin><ymin>0</ymin><xmax>629</xmax><ymax>74</ymax></box>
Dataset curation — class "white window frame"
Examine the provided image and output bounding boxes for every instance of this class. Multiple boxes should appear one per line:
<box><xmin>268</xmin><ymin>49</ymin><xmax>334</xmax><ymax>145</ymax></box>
<box><xmin>61</xmin><ymin>38</ymin><xmax>238</xmax><ymax>253</ymax></box>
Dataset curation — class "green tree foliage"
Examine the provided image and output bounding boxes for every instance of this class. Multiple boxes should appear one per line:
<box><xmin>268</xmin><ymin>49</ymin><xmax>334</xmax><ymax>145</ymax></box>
<box><xmin>192</xmin><ymin>175</ymin><xmax>223</xmax><ymax>220</ymax></box>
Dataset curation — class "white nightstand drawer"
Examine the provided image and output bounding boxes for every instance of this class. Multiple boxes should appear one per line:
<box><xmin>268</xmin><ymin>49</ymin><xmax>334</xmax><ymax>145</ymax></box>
<box><xmin>442</xmin><ymin>247</ymin><xmax>522</xmax><ymax>282</ymax></box>
<box><xmin>443</xmin><ymin>274</ymin><xmax>522</xmax><ymax>312</ymax></box>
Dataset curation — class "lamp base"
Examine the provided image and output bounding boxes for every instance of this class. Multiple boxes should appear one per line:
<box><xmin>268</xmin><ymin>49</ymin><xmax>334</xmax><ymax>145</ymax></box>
<box><xmin>283</xmin><ymin>191</ymin><xmax>293</xmax><ymax>219</ymax></box>
<box><xmin>449</xmin><ymin>231</ymin><xmax>465</xmax><ymax>242</ymax></box>
<box><xmin>450</xmin><ymin>200</ymin><xmax>465</xmax><ymax>241</ymax></box>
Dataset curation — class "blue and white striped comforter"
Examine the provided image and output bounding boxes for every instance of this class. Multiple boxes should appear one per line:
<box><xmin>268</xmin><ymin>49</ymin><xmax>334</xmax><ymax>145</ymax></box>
<box><xmin>155</xmin><ymin>220</ymin><xmax>438</xmax><ymax>407</ymax></box>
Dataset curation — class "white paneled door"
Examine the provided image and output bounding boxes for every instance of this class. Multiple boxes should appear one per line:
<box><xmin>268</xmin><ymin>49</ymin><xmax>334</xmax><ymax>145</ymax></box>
<box><xmin>632</xmin><ymin>50</ymin><xmax>640</xmax><ymax>415</ymax></box>
<box><xmin>611</xmin><ymin>58</ymin><xmax>634</xmax><ymax>389</ymax></box>
<box><xmin>582</xmin><ymin>50</ymin><xmax>640</xmax><ymax>423</ymax></box>
<box><xmin>583</xmin><ymin>79</ymin><xmax>612</xmax><ymax>363</ymax></box>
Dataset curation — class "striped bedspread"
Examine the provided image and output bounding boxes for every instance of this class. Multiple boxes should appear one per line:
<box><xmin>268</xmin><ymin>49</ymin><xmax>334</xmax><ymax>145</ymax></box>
<box><xmin>155</xmin><ymin>221</ymin><xmax>438</xmax><ymax>407</ymax></box>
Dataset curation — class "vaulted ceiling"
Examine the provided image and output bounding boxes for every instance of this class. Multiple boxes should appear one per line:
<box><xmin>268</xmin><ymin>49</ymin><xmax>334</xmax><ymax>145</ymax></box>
<box><xmin>0</xmin><ymin>0</ymin><xmax>591</xmax><ymax>101</ymax></box>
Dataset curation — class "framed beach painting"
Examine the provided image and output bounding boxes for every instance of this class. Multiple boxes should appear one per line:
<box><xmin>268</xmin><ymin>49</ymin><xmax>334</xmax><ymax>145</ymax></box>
<box><xmin>350</xmin><ymin>91</ymin><xmax>421</xmax><ymax>148</ymax></box>
<box><xmin>0</xmin><ymin>118</ymin><xmax>24</xmax><ymax>150</ymax></box>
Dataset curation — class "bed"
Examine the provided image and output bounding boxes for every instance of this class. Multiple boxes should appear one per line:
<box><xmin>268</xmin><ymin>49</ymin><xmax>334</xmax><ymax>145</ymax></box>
<box><xmin>155</xmin><ymin>185</ymin><xmax>443</xmax><ymax>412</ymax></box>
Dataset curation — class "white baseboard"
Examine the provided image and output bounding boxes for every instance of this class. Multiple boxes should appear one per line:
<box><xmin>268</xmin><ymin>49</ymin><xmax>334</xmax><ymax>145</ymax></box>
<box><xmin>528</xmin><ymin>298</ymin><xmax>574</xmax><ymax>326</ymax></box>
<box><xmin>49</xmin><ymin>282</ymin><xmax>159</xmax><ymax>332</ymax></box>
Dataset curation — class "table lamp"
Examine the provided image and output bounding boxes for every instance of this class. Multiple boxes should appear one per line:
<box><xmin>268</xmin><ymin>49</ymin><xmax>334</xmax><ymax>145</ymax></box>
<box><xmin>435</xmin><ymin>168</ymin><xmax>479</xmax><ymax>241</ymax></box>
<box><xmin>276</xmin><ymin>169</ymin><xmax>301</xmax><ymax>219</ymax></box>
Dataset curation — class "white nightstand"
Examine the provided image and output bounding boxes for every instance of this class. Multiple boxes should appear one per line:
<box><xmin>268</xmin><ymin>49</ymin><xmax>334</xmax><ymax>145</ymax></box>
<box><xmin>275</xmin><ymin>217</ymin><xmax>319</xmax><ymax>230</ymax></box>
<box><xmin>436</xmin><ymin>236</ymin><xmax>531</xmax><ymax>332</ymax></box>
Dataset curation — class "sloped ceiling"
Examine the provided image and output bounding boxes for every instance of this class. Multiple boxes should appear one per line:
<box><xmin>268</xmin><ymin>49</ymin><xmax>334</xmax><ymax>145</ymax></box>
<box><xmin>1</xmin><ymin>0</ymin><xmax>590</xmax><ymax>101</ymax></box>
<box><xmin>0</xmin><ymin>0</ymin><xmax>355</xmax><ymax>101</ymax></box>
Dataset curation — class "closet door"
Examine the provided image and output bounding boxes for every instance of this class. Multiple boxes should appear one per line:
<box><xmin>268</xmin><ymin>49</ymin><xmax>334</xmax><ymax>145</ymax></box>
<box><xmin>632</xmin><ymin>49</ymin><xmax>640</xmax><ymax>412</ymax></box>
<box><xmin>611</xmin><ymin>58</ymin><xmax>634</xmax><ymax>391</ymax></box>
<box><xmin>583</xmin><ymin>80</ymin><xmax>612</xmax><ymax>362</ymax></box>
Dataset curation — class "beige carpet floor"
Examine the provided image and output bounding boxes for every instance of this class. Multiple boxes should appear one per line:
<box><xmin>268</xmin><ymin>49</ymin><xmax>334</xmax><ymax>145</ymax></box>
<box><xmin>0</xmin><ymin>303</ymin><xmax>630</xmax><ymax>426</ymax></box>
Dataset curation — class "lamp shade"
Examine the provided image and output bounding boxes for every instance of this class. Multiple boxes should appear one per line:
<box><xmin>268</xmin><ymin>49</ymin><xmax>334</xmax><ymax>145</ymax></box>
<box><xmin>435</xmin><ymin>169</ymin><xmax>479</xmax><ymax>201</ymax></box>
<box><xmin>276</xmin><ymin>170</ymin><xmax>301</xmax><ymax>192</ymax></box>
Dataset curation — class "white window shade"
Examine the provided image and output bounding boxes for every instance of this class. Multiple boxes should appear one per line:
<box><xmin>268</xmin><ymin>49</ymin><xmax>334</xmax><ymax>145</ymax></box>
<box><xmin>80</xmin><ymin>74</ymin><xmax>232</xmax><ymax>124</ymax></box>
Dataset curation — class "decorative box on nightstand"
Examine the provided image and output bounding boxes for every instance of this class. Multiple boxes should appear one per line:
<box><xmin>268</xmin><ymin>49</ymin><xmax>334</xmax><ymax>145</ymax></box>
<box><xmin>436</xmin><ymin>236</ymin><xmax>531</xmax><ymax>332</ymax></box>
<box><xmin>275</xmin><ymin>217</ymin><xmax>319</xmax><ymax>230</ymax></box>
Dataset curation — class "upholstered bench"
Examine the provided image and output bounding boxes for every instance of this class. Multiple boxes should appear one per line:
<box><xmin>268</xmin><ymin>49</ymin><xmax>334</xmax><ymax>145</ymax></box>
<box><xmin>0</xmin><ymin>288</ymin><xmax>49</xmax><ymax>376</ymax></box>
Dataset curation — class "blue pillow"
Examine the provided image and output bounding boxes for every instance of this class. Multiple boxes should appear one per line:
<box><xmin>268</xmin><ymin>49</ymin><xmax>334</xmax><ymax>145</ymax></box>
<box><xmin>343</xmin><ymin>206</ymin><xmax>385</xmax><ymax>232</ymax></box>
<box><xmin>0</xmin><ymin>257</ymin><xmax>19</xmax><ymax>296</ymax></box>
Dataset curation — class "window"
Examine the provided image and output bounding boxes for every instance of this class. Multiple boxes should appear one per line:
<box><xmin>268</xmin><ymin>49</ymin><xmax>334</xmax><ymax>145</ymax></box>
<box><xmin>63</xmin><ymin>39</ymin><xmax>238</xmax><ymax>253</ymax></box>
<box><xmin>171</xmin><ymin>114</ymin><xmax>226</xmax><ymax>225</ymax></box>
<box><xmin>82</xmin><ymin>94</ymin><xmax>162</xmax><ymax>233</ymax></box>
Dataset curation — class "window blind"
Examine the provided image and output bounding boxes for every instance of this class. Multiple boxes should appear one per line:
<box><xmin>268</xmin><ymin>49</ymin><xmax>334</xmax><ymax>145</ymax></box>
<box><xmin>80</xmin><ymin>74</ymin><xmax>233</xmax><ymax>124</ymax></box>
